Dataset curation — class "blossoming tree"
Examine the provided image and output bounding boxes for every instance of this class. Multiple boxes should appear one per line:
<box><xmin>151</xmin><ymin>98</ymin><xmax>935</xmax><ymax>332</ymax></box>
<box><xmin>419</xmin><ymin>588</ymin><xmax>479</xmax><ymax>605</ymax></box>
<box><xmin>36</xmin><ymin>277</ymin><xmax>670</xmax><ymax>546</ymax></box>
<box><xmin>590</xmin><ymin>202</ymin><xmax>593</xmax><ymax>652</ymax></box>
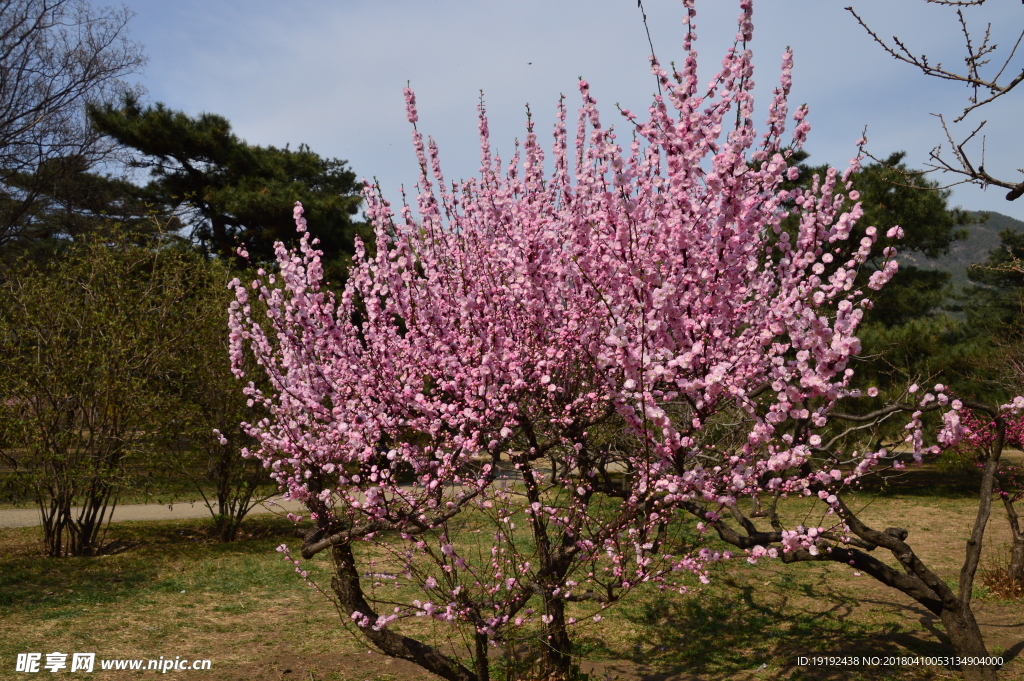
<box><xmin>228</xmin><ymin>2</ymin><xmax>1011</xmax><ymax>679</ymax></box>
<box><xmin>951</xmin><ymin>407</ymin><xmax>1024</xmax><ymax>588</ymax></box>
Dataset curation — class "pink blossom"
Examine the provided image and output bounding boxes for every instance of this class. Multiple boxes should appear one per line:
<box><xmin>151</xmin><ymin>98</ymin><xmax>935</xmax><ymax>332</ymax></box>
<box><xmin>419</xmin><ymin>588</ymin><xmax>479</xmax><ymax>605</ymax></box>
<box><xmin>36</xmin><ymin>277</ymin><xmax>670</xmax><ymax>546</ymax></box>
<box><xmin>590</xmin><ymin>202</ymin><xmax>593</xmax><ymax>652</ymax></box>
<box><xmin>227</xmin><ymin>0</ymin><xmax>907</xmax><ymax>664</ymax></box>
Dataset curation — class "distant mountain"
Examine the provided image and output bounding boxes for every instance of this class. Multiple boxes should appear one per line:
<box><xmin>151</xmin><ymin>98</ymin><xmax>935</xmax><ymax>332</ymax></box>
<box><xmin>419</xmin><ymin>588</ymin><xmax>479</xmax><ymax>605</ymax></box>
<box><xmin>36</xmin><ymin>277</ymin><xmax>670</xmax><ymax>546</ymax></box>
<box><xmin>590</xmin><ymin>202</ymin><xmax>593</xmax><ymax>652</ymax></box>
<box><xmin>899</xmin><ymin>211</ymin><xmax>1024</xmax><ymax>291</ymax></box>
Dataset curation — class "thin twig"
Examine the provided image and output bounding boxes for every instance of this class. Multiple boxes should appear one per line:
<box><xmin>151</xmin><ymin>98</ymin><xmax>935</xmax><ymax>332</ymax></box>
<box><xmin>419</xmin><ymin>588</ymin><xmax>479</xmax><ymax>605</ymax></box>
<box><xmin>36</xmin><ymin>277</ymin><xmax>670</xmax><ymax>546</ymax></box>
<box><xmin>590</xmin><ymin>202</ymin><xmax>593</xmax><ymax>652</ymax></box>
<box><xmin>636</xmin><ymin>0</ymin><xmax>662</xmax><ymax>96</ymax></box>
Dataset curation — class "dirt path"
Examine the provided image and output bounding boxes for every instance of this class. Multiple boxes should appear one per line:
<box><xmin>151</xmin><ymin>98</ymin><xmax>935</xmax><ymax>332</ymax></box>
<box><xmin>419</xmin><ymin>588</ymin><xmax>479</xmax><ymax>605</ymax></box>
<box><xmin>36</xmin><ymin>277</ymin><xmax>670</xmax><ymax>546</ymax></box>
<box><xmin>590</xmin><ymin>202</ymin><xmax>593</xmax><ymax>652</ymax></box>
<box><xmin>0</xmin><ymin>497</ymin><xmax>307</xmax><ymax>528</ymax></box>
<box><xmin>0</xmin><ymin>463</ymin><xmax>518</xmax><ymax>530</ymax></box>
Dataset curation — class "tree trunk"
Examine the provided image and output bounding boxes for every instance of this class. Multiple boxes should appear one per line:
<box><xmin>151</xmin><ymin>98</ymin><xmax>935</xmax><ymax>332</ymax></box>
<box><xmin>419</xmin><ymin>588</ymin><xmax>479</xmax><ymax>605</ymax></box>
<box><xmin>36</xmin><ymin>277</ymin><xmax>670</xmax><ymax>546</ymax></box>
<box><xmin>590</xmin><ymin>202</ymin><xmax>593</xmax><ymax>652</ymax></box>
<box><xmin>939</xmin><ymin>604</ymin><xmax>999</xmax><ymax>681</ymax></box>
<box><xmin>542</xmin><ymin>598</ymin><xmax>573</xmax><ymax>679</ymax></box>
<box><xmin>519</xmin><ymin>457</ymin><xmax>574</xmax><ymax>679</ymax></box>
<box><xmin>1009</xmin><ymin>535</ymin><xmax>1024</xmax><ymax>584</ymax></box>
<box><xmin>940</xmin><ymin>409</ymin><xmax>1002</xmax><ymax>681</ymax></box>
<box><xmin>473</xmin><ymin>632</ymin><xmax>490</xmax><ymax>681</ymax></box>
<box><xmin>1002</xmin><ymin>496</ymin><xmax>1024</xmax><ymax>584</ymax></box>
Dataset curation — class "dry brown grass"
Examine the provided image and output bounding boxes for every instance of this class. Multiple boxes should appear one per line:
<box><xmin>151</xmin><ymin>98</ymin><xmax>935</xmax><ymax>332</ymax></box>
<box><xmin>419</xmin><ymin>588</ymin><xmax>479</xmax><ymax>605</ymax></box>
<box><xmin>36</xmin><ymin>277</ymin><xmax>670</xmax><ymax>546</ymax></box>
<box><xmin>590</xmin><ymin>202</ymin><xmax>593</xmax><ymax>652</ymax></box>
<box><xmin>2</xmin><ymin>468</ymin><xmax>1024</xmax><ymax>680</ymax></box>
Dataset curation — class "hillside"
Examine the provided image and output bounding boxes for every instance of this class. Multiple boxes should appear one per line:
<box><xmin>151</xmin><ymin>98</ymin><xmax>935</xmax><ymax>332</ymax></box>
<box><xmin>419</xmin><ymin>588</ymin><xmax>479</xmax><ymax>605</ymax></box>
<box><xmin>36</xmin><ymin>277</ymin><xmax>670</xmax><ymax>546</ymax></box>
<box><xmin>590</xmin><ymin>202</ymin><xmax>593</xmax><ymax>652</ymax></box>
<box><xmin>899</xmin><ymin>210</ymin><xmax>1024</xmax><ymax>291</ymax></box>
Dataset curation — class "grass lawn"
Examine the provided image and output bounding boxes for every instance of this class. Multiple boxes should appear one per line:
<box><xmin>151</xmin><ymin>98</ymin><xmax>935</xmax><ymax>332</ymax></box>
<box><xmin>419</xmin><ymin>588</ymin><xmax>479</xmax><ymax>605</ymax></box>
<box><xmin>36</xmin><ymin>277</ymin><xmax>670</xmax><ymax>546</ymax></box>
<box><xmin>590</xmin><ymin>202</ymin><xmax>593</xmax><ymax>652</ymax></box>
<box><xmin>2</xmin><ymin>474</ymin><xmax>1023</xmax><ymax>680</ymax></box>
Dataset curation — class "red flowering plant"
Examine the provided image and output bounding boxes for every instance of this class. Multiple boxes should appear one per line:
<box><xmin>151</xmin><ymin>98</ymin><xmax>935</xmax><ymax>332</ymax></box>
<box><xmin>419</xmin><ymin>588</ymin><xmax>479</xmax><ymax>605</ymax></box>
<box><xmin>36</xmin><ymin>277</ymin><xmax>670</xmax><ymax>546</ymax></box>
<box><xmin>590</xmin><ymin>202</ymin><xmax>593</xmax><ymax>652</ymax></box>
<box><xmin>227</xmin><ymin>2</ymin><xmax>1015</xmax><ymax>680</ymax></box>
<box><xmin>948</xmin><ymin>404</ymin><xmax>1024</xmax><ymax>590</ymax></box>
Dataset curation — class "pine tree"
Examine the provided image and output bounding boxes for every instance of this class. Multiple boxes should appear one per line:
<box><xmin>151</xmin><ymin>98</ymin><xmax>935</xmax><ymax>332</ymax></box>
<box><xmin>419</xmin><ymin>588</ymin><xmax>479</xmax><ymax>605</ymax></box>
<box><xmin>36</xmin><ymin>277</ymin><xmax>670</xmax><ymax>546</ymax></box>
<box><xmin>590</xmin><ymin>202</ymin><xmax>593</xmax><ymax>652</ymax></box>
<box><xmin>0</xmin><ymin>154</ymin><xmax>163</xmax><ymax>265</ymax></box>
<box><xmin>89</xmin><ymin>94</ymin><xmax>366</xmax><ymax>277</ymax></box>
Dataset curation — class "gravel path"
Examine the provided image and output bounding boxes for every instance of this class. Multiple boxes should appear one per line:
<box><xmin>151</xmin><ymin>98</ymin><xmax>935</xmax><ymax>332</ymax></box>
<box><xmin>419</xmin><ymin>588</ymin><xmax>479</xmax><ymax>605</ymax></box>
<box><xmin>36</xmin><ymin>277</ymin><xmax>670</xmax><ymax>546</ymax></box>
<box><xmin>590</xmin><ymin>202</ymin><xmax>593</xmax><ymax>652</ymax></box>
<box><xmin>0</xmin><ymin>498</ymin><xmax>307</xmax><ymax>528</ymax></box>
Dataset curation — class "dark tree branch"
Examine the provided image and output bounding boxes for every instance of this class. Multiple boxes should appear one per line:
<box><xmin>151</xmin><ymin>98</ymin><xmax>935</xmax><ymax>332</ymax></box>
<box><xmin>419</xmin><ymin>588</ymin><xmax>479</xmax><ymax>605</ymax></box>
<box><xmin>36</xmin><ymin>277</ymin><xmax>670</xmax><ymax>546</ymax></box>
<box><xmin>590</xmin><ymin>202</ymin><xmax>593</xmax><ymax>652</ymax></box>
<box><xmin>330</xmin><ymin>543</ymin><xmax>477</xmax><ymax>681</ymax></box>
<box><xmin>846</xmin><ymin>2</ymin><xmax>1024</xmax><ymax>202</ymax></box>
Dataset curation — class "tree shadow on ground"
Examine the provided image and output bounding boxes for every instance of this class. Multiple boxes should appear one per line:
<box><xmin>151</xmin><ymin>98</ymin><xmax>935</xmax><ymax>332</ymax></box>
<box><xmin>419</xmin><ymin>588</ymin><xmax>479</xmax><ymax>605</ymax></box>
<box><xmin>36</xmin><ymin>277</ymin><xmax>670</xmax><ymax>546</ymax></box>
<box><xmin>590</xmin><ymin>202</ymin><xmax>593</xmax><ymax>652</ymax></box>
<box><xmin>595</xmin><ymin>571</ymin><xmax>962</xmax><ymax>681</ymax></box>
<box><xmin>0</xmin><ymin>516</ymin><xmax>301</xmax><ymax>616</ymax></box>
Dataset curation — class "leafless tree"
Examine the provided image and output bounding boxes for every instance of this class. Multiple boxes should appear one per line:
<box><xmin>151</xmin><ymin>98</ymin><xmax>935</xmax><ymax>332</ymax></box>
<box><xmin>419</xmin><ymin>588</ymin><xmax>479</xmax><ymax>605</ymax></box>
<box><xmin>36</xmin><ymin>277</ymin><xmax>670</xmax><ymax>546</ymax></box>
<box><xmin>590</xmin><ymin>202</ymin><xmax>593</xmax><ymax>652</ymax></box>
<box><xmin>847</xmin><ymin>0</ymin><xmax>1024</xmax><ymax>201</ymax></box>
<box><xmin>0</xmin><ymin>0</ymin><xmax>145</xmax><ymax>248</ymax></box>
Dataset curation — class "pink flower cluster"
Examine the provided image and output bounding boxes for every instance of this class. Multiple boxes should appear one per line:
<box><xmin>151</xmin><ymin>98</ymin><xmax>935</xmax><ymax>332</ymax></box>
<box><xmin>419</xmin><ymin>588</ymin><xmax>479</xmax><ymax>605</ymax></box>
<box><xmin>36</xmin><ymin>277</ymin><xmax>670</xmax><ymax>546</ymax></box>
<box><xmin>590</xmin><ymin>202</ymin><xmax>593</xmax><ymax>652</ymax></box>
<box><xmin>949</xmin><ymin>403</ymin><xmax>1024</xmax><ymax>503</ymax></box>
<box><xmin>228</xmin><ymin>0</ymin><xmax>907</xmax><ymax>650</ymax></box>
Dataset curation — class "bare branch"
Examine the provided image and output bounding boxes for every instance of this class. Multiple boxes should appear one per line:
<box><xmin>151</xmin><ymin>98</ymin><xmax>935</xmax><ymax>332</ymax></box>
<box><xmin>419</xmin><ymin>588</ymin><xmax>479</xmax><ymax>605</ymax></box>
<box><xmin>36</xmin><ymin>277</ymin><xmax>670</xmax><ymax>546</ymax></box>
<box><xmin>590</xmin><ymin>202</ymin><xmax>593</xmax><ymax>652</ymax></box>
<box><xmin>847</xmin><ymin>2</ymin><xmax>1024</xmax><ymax>201</ymax></box>
<box><xmin>636</xmin><ymin>0</ymin><xmax>661</xmax><ymax>97</ymax></box>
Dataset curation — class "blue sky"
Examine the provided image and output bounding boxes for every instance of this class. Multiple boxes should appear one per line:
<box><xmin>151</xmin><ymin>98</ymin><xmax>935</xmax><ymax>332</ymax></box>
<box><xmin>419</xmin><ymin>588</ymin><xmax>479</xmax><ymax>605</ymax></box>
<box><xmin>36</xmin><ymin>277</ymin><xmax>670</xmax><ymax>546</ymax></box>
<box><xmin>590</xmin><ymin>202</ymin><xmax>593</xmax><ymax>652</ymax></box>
<box><xmin>120</xmin><ymin>0</ymin><xmax>1024</xmax><ymax>221</ymax></box>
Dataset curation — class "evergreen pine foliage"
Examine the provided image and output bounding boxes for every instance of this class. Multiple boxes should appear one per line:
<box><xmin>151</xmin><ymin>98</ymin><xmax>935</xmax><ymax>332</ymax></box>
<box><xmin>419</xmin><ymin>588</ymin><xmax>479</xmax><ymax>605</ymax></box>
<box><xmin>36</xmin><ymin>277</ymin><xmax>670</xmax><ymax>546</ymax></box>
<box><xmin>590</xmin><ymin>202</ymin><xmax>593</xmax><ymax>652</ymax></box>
<box><xmin>960</xmin><ymin>228</ymin><xmax>1024</xmax><ymax>335</ymax></box>
<box><xmin>88</xmin><ymin>93</ymin><xmax>367</xmax><ymax>277</ymax></box>
<box><xmin>0</xmin><ymin>154</ymin><xmax>165</xmax><ymax>265</ymax></box>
